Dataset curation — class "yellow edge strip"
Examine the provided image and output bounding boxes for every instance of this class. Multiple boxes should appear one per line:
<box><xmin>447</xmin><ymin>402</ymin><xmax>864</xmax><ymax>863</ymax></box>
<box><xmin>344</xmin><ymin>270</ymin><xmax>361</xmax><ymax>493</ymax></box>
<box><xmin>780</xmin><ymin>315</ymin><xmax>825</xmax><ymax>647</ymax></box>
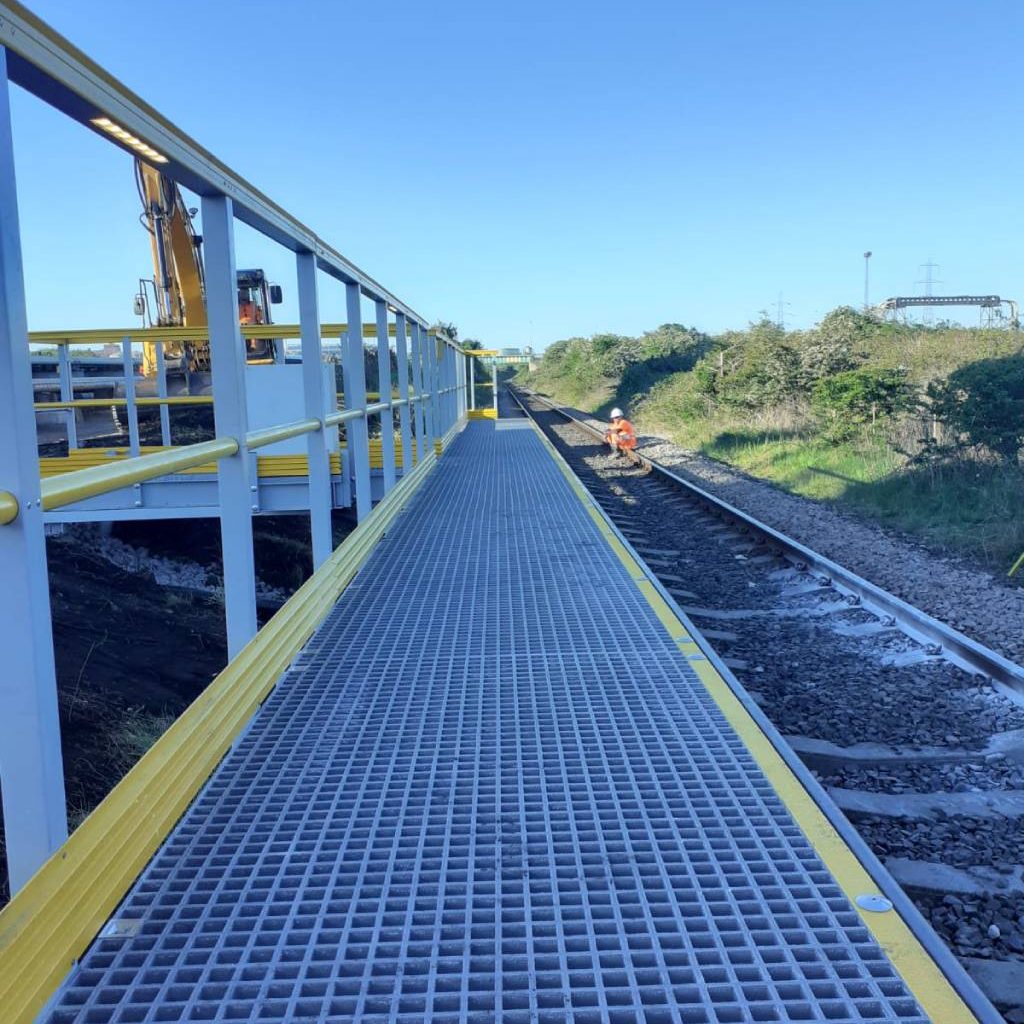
<box><xmin>0</xmin><ymin>449</ymin><xmax>439</xmax><ymax>1024</ymax></box>
<box><xmin>467</xmin><ymin>409</ymin><xmax>498</xmax><ymax>420</ymax></box>
<box><xmin>525</xmin><ymin>417</ymin><xmax>977</xmax><ymax>1024</ymax></box>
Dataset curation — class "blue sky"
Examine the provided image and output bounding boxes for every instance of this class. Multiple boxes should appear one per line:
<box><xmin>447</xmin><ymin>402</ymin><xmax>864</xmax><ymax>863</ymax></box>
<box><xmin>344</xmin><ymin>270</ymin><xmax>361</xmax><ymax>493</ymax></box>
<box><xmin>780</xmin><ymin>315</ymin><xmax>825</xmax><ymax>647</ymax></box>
<box><xmin>10</xmin><ymin>0</ymin><xmax>1024</xmax><ymax>348</ymax></box>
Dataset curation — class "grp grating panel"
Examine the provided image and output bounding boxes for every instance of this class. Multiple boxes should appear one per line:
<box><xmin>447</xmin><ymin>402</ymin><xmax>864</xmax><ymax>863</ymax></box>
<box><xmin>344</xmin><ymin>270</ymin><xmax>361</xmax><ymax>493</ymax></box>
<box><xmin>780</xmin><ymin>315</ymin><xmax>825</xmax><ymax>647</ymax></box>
<box><xmin>46</xmin><ymin>422</ymin><xmax>932</xmax><ymax>1024</ymax></box>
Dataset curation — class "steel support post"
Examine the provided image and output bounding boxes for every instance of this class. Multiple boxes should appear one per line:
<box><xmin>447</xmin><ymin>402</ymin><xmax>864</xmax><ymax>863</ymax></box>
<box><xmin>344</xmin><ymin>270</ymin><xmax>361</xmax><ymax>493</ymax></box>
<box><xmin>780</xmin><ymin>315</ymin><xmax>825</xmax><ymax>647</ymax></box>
<box><xmin>202</xmin><ymin>194</ymin><xmax>257</xmax><ymax>656</ymax></box>
<box><xmin>57</xmin><ymin>342</ymin><xmax>78</xmax><ymax>449</ymax></box>
<box><xmin>492</xmin><ymin>361</ymin><xmax>498</xmax><ymax>413</ymax></box>
<box><xmin>460</xmin><ymin>351</ymin><xmax>467</xmax><ymax>419</ymax></box>
<box><xmin>374</xmin><ymin>299</ymin><xmax>396</xmax><ymax>493</ymax></box>
<box><xmin>296</xmin><ymin>251</ymin><xmax>333</xmax><ymax>568</ymax></box>
<box><xmin>394</xmin><ymin>312</ymin><xmax>412</xmax><ymax>473</ymax></box>
<box><xmin>342</xmin><ymin>282</ymin><xmax>371</xmax><ymax>521</ymax></box>
<box><xmin>0</xmin><ymin>48</ymin><xmax>68</xmax><ymax>893</ymax></box>
<box><xmin>155</xmin><ymin>343</ymin><xmax>171</xmax><ymax>446</ymax></box>
<box><xmin>424</xmin><ymin>330</ymin><xmax>439</xmax><ymax>448</ymax></box>
<box><xmin>468</xmin><ymin>352</ymin><xmax>475</xmax><ymax>410</ymax></box>
<box><xmin>409</xmin><ymin>321</ymin><xmax>426</xmax><ymax>464</ymax></box>
<box><xmin>122</xmin><ymin>338</ymin><xmax>140</xmax><ymax>457</ymax></box>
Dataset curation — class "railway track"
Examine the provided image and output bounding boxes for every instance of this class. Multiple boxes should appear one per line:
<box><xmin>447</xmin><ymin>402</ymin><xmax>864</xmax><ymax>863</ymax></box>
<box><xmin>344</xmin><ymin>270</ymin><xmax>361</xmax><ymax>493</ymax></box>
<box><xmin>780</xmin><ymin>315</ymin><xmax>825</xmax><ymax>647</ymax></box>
<box><xmin>511</xmin><ymin>386</ymin><xmax>1024</xmax><ymax>1022</ymax></box>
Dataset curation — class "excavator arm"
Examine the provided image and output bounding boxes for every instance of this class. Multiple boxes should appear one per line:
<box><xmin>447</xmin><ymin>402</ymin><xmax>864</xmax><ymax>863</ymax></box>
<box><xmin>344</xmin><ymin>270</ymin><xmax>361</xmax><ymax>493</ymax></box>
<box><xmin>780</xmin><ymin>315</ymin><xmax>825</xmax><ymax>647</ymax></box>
<box><xmin>136</xmin><ymin>160</ymin><xmax>207</xmax><ymax>375</ymax></box>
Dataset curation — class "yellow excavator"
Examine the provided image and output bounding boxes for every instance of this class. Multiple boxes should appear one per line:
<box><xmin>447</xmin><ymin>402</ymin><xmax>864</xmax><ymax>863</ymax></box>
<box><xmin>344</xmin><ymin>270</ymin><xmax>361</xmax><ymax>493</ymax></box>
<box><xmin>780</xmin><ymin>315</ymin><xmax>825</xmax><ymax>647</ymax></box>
<box><xmin>134</xmin><ymin>159</ymin><xmax>282</xmax><ymax>383</ymax></box>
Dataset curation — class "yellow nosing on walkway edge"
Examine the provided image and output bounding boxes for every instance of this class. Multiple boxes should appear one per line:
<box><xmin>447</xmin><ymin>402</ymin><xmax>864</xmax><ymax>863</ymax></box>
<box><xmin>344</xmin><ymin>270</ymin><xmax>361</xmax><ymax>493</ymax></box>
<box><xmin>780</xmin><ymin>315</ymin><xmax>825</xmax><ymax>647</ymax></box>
<box><xmin>0</xmin><ymin>450</ymin><xmax>441</xmax><ymax>1024</ymax></box>
<box><xmin>525</xmin><ymin>416</ymin><xmax>978</xmax><ymax>1024</ymax></box>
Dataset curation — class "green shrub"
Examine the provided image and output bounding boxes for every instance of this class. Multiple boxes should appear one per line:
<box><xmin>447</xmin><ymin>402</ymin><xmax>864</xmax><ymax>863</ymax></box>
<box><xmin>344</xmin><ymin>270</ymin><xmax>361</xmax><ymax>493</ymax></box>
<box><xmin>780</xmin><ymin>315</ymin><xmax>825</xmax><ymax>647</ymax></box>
<box><xmin>927</xmin><ymin>354</ymin><xmax>1024</xmax><ymax>461</ymax></box>
<box><xmin>812</xmin><ymin>367</ymin><xmax>917</xmax><ymax>442</ymax></box>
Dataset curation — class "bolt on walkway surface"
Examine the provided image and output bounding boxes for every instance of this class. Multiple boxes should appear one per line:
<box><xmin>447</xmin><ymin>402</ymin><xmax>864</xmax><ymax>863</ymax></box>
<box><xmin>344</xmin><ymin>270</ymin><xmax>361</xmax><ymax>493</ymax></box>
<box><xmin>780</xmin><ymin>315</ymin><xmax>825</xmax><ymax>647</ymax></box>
<box><xmin>49</xmin><ymin>421</ymin><xmax>939</xmax><ymax>1023</ymax></box>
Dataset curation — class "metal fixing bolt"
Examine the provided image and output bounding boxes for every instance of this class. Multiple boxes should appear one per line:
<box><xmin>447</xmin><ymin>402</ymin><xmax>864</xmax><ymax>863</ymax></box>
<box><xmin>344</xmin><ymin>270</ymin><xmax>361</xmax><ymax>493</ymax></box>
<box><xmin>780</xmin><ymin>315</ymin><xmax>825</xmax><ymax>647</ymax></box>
<box><xmin>855</xmin><ymin>894</ymin><xmax>893</xmax><ymax>913</ymax></box>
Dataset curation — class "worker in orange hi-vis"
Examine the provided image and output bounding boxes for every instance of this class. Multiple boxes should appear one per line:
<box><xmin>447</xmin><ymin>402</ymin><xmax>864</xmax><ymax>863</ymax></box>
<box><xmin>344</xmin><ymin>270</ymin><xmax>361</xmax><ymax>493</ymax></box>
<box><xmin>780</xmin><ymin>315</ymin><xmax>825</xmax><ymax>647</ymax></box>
<box><xmin>604</xmin><ymin>408</ymin><xmax>638</xmax><ymax>458</ymax></box>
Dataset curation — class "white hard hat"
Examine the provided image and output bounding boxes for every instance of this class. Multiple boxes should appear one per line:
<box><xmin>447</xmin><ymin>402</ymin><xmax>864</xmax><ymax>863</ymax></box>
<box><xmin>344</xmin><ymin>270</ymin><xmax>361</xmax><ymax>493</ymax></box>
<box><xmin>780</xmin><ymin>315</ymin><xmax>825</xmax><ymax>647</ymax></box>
<box><xmin>610</xmin><ymin>408</ymin><xmax>624</xmax><ymax>418</ymax></box>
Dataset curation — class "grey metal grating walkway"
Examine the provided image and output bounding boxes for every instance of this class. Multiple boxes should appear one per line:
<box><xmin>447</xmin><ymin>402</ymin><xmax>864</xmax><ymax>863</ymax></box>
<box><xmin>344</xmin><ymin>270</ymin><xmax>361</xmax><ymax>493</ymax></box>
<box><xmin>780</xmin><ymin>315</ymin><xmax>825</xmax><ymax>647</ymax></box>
<box><xmin>48</xmin><ymin>421</ymin><xmax>933</xmax><ymax>1024</ymax></box>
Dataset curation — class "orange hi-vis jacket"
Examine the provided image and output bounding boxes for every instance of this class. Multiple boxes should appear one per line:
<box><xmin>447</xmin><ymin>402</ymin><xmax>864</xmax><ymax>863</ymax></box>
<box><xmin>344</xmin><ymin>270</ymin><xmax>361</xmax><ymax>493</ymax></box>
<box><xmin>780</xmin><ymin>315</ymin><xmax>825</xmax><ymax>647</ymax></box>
<box><xmin>606</xmin><ymin>417</ymin><xmax>637</xmax><ymax>450</ymax></box>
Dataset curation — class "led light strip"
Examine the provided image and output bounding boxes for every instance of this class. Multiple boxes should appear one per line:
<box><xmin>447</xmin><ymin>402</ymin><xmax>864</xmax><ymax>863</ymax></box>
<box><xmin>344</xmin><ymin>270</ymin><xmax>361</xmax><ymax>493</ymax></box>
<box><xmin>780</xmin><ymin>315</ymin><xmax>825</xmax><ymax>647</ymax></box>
<box><xmin>90</xmin><ymin>116</ymin><xmax>167</xmax><ymax>163</ymax></box>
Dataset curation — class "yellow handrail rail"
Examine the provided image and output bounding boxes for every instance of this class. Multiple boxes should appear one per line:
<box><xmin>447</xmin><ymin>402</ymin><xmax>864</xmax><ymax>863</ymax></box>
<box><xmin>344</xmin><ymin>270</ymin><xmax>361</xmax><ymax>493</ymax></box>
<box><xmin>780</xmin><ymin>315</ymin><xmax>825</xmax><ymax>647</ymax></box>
<box><xmin>323</xmin><ymin>408</ymin><xmax>363</xmax><ymax>427</ymax></box>
<box><xmin>244</xmin><ymin>418</ymin><xmax>320</xmax><ymax>451</ymax></box>
<box><xmin>25</xmin><ymin>322</ymin><xmax>452</xmax><ymax>345</ymax></box>
<box><xmin>0</xmin><ymin>489</ymin><xmax>18</xmax><ymax>525</ymax></box>
<box><xmin>40</xmin><ymin>437</ymin><xmax>238</xmax><ymax>511</ymax></box>
<box><xmin>34</xmin><ymin>396</ymin><xmax>214</xmax><ymax>410</ymax></box>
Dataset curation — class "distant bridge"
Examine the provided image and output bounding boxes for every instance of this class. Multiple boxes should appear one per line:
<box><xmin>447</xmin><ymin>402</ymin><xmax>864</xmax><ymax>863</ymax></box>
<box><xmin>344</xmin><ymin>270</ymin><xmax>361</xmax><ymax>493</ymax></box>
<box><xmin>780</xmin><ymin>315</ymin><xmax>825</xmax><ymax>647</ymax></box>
<box><xmin>873</xmin><ymin>294</ymin><xmax>1020</xmax><ymax>328</ymax></box>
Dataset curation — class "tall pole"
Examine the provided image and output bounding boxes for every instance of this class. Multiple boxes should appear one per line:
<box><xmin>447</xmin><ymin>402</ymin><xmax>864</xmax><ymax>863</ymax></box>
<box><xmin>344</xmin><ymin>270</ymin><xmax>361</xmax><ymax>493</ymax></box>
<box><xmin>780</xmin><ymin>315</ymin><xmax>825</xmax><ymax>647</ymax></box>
<box><xmin>863</xmin><ymin>251</ymin><xmax>872</xmax><ymax>312</ymax></box>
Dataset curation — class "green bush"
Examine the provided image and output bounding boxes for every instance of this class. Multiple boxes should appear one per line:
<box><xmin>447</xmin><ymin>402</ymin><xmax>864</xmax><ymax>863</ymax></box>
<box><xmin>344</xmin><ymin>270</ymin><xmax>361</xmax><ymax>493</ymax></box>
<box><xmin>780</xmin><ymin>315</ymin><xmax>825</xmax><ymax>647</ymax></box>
<box><xmin>927</xmin><ymin>354</ymin><xmax>1024</xmax><ymax>461</ymax></box>
<box><xmin>812</xmin><ymin>367</ymin><xmax>917</xmax><ymax>442</ymax></box>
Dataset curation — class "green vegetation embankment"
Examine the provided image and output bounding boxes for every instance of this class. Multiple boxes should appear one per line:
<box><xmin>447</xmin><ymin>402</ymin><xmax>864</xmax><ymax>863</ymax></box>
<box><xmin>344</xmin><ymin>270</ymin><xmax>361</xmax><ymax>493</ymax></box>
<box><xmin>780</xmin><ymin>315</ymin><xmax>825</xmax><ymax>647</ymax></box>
<box><xmin>517</xmin><ymin>310</ymin><xmax>1024</xmax><ymax>571</ymax></box>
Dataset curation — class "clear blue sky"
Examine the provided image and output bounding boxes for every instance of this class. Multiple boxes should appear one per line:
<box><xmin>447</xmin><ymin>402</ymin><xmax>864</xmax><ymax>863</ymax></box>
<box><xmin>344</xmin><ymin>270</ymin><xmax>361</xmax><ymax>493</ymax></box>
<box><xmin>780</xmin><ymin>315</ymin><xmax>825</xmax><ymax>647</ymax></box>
<box><xmin>11</xmin><ymin>0</ymin><xmax>1024</xmax><ymax>348</ymax></box>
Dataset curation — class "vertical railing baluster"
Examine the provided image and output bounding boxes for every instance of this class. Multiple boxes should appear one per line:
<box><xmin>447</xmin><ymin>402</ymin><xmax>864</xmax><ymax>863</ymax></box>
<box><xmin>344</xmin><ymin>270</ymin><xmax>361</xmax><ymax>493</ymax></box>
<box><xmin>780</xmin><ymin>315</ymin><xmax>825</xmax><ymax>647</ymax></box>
<box><xmin>122</xmin><ymin>337</ymin><xmax>140</xmax><ymax>457</ymax></box>
<box><xmin>155</xmin><ymin>341</ymin><xmax>171</xmax><ymax>446</ymax></box>
<box><xmin>424</xmin><ymin>328</ymin><xmax>439</xmax><ymax>452</ymax></box>
<box><xmin>395</xmin><ymin>312</ymin><xmax>412</xmax><ymax>473</ymax></box>
<box><xmin>410</xmin><ymin>321</ymin><xmax>426</xmax><ymax>464</ymax></box>
<box><xmin>297</xmin><ymin>251</ymin><xmax>333</xmax><ymax>568</ymax></box>
<box><xmin>57</xmin><ymin>341</ymin><xmax>78</xmax><ymax>449</ymax></box>
<box><xmin>0</xmin><ymin>46</ymin><xmax>68</xmax><ymax>893</ymax></box>
<box><xmin>202</xmin><ymin>194</ymin><xmax>257</xmax><ymax>656</ymax></box>
<box><xmin>375</xmin><ymin>299</ymin><xmax>396</xmax><ymax>493</ymax></box>
<box><xmin>343</xmin><ymin>282</ymin><xmax>371</xmax><ymax>520</ymax></box>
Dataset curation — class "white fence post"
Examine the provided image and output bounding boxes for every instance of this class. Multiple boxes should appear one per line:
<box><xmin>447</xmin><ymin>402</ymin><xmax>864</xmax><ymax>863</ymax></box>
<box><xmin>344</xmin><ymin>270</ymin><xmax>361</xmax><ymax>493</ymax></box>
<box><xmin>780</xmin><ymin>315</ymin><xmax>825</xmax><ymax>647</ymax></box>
<box><xmin>394</xmin><ymin>312</ymin><xmax>413</xmax><ymax>473</ymax></box>
<box><xmin>202</xmin><ymin>194</ymin><xmax>257</xmax><ymax>656</ymax></box>
<box><xmin>0</xmin><ymin>47</ymin><xmax>68</xmax><ymax>893</ymax></box>
<box><xmin>343</xmin><ymin>282</ymin><xmax>371</xmax><ymax>521</ymax></box>
<box><xmin>297</xmin><ymin>251</ymin><xmax>333</xmax><ymax>568</ymax></box>
<box><xmin>375</xmin><ymin>299</ymin><xmax>396</xmax><ymax>493</ymax></box>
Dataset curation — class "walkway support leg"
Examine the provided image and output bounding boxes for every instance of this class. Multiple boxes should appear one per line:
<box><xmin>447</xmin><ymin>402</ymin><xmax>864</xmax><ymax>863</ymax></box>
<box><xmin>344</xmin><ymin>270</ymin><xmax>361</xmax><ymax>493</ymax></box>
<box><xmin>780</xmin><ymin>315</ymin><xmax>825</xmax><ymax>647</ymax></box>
<box><xmin>343</xmin><ymin>282</ymin><xmax>371</xmax><ymax>521</ymax></box>
<box><xmin>297</xmin><ymin>251</ymin><xmax>333</xmax><ymax>568</ymax></box>
<box><xmin>394</xmin><ymin>312</ymin><xmax>412</xmax><ymax>473</ymax></box>
<box><xmin>203</xmin><ymin>194</ymin><xmax>257</xmax><ymax>656</ymax></box>
<box><xmin>0</xmin><ymin>47</ymin><xmax>68</xmax><ymax>893</ymax></box>
<box><xmin>375</xmin><ymin>299</ymin><xmax>396</xmax><ymax>493</ymax></box>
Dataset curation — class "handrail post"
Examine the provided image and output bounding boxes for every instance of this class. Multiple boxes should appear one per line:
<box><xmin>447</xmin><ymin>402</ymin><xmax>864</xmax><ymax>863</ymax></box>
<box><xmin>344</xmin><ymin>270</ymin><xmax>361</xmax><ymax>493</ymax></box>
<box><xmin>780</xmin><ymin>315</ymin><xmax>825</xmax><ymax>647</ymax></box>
<box><xmin>458</xmin><ymin>348</ymin><xmax>467</xmax><ymax>420</ymax></box>
<box><xmin>155</xmin><ymin>342</ymin><xmax>171</xmax><ymax>446</ymax></box>
<box><xmin>57</xmin><ymin>341</ymin><xmax>78</xmax><ymax>449</ymax></box>
<box><xmin>394</xmin><ymin>312</ymin><xmax>412</xmax><ymax>473</ymax></box>
<box><xmin>296</xmin><ymin>251</ymin><xmax>333</xmax><ymax>568</ymax></box>
<box><xmin>374</xmin><ymin>299</ymin><xmax>396</xmax><ymax>493</ymax></box>
<box><xmin>468</xmin><ymin>351</ymin><xmax>475</xmax><ymax>411</ymax></box>
<box><xmin>0</xmin><ymin>46</ymin><xmax>68</xmax><ymax>893</ymax></box>
<box><xmin>203</xmin><ymin>194</ymin><xmax>257</xmax><ymax>655</ymax></box>
<box><xmin>343</xmin><ymin>281</ymin><xmax>371</xmax><ymax>521</ymax></box>
<box><xmin>409</xmin><ymin>321</ymin><xmax>426</xmax><ymax>464</ymax></box>
<box><xmin>424</xmin><ymin>328</ymin><xmax>439</xmax><ymax>449</ymax></box>
<box><xmin>121</xmin><ymin>337</ymin><xmax>140</xmax><ymax>457</ymax></box>
<box><xmin>492</xmin><ymin>359</ymin><xmax>498</xmax><ymax>414</ymax></box>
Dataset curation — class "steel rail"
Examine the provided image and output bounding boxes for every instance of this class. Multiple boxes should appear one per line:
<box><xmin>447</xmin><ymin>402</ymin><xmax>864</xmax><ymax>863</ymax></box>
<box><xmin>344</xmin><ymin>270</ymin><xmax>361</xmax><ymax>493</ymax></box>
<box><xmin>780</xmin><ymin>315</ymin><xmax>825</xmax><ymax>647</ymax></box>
<box><xmin>513</xmin><ymin>387</ymin><xmax>1002</xmax><ymax>1024</ymax></box>
<box><xmin>513</xmin><ymin>386</ymin><xmax>1024</xmax><ymax>694</ymax></box>
<box><xmin>39</xmin><ymin>437</ymin><xmax>238</xmax><ymax>511</ymax></box>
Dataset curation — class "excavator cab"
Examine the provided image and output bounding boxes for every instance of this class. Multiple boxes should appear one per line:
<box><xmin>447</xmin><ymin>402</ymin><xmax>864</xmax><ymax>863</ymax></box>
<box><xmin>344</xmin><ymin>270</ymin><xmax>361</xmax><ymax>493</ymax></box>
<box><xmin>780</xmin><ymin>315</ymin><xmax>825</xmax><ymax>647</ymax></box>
<box><xmin>236</xmin><ymin>269</ymin><xmax>283</xmax><ymax>363</ymax></box>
